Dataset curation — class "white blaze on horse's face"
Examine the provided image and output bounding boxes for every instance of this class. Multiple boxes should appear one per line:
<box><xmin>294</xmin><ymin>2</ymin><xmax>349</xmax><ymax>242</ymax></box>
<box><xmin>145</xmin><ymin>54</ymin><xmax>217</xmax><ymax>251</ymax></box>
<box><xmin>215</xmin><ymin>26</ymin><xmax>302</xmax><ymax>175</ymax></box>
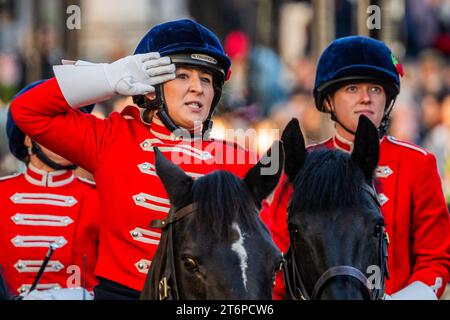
<box><xmin>231</xmin><ymin>222</ymin><xmax>248</xmax><ymax>291</ymax></box>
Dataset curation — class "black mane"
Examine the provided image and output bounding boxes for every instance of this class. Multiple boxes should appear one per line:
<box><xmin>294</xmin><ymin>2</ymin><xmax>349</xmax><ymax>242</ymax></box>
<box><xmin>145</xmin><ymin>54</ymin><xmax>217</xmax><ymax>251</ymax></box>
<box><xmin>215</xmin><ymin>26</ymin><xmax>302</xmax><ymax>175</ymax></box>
<box><xmin>192</xmin><ymin>170</ymin><xmax>258</xmax><ymax>240</ymax></box>
<box><xmin>291</xmin><ymin>148</ymin><xmax>369</xmax><ymax>213</ymax></box>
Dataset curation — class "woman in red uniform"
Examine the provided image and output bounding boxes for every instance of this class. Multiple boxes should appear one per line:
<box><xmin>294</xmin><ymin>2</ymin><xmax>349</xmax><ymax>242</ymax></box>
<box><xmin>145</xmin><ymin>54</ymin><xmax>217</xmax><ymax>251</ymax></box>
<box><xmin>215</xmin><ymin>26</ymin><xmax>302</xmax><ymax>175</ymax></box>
<box><xmin>268</xmin><ymin>36</ymin><xmax>450</xmax><ymax>300</ymax></box>
<box><xmin>1</xmin><ymin>81</ymin><xmax>100</xmax><ymax>298</ymax></box>
<box><xmin>11</xmin><ymin>19</ymin><xmax>256</xmax><ymax>300</ymax></box>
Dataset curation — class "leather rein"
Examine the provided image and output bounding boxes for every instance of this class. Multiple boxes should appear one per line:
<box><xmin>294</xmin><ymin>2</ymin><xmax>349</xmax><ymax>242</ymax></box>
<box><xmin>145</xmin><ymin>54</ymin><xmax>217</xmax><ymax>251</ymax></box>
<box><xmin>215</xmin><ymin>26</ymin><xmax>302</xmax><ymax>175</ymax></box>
<box><xmin>149</xmin><ymin>203</ymin><xmax>197</xmax><ymax>300</ymax></box>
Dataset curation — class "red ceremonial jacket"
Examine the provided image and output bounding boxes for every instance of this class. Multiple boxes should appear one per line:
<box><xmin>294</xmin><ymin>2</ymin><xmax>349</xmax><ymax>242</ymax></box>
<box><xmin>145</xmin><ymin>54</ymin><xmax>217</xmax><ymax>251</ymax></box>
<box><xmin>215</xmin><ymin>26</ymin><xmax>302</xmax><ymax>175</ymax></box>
<box><xmin>10</xmin><ymin>78</ymin><xmax>254</xmax><ymax>292</ymax></box>
<box><xmin>0</xmin><ymin>164</ymin><xmax>100</xmax><ymax>294</ymax></box>
<box><xmin>266</xmin><ymin>134</ymin><xmax>450</xmax><ymax>299</ymax></box>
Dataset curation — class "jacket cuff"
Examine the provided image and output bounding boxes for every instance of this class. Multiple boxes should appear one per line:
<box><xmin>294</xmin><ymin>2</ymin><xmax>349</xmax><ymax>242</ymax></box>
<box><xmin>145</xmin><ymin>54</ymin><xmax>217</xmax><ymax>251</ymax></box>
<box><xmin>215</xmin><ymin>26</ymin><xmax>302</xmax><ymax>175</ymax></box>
<box><xmin>390</xmin><ymin>281</ymin><xmax>438</xmax><ymax>300</ymax></box>
<box><xmin>53</xmin><ymin>61</ymin><xmax>114</xmax><ymax>108</ymax></box>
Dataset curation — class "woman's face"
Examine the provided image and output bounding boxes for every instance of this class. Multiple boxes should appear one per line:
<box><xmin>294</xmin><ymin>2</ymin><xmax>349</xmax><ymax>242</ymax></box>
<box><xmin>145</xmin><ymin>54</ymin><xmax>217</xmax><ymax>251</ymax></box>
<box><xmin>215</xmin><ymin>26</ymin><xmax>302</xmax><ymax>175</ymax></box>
<box><xmin>160</xmin><ymin>66</ymin><xmax>215</xmax><ymax>130</ymax></box>
<box><xmin>328</xmin><ymin>82</ymin><xmax>387</xmax><ymax>140</ymax></box>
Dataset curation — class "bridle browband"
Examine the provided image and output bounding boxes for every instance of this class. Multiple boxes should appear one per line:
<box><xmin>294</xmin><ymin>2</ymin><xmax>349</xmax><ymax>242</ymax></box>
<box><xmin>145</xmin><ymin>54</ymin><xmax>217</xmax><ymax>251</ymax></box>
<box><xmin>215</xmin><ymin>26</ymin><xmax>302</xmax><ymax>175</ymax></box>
<box><xmin>147</xmin><ymin>203</ymin><xmax>197</xmax><ymax>300</ymax></box>
<box><xmin>281</xmin><ymin>183</ymin><xmax>390</xmax><ymax>300</ymax></box>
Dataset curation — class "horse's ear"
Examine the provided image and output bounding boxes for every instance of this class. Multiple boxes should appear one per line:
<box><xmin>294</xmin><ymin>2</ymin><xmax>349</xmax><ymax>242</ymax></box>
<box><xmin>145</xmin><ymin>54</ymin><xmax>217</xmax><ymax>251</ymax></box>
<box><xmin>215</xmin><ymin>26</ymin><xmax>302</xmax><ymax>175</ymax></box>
<box><xmin>154</xmin><ymin>147</ymin><xmax>193</xmax><ymax>208</ymax></box>
<box><xmin>281</xmin><ymin>118</ymin><xmax>306</xmax><ymax>182</ymax></box>
<box><xmin>351</xmin><ymin>115</ymin><xmax>380</xmax><ymax>180</ymax></box>
<box><xmin>244</xmin><ymin>140</ymin><xmax>284</xmax><ymax>208</ymax></box>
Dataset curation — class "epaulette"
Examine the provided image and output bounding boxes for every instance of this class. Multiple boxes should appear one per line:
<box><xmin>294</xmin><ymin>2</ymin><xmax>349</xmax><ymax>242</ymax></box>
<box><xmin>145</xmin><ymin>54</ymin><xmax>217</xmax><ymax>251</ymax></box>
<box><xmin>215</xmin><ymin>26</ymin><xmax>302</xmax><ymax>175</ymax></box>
<box><xmin>386</xmin><ymin>136</ymin><xmax>428</xmax><ymax>156</ymax></box>
<box><xmin>77</xmin><ymin>176</ymin><xmax>96</xmax><ymax>186</ymax></box>
<box><xmin>0</xmin><ymin>172</ymin><xmax>21</xmax><ymax>182</ymax></box>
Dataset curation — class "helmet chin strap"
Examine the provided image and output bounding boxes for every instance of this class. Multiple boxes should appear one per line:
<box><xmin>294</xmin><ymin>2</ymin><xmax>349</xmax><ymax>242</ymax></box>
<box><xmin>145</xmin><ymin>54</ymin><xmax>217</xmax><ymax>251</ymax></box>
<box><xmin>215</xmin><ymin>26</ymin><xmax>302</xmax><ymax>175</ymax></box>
<box><xmin>378</xmin><ymin>98</ymin><xmax>396</xmax><ymax>138</ymax></box>
<box><xmin>151</xmin><ymin>84</ymin><xmax>217</xmax><ymax>140</ymax></box>
<box><xmin>154</xmin><ymin>85</ymin><xmax>201</xmax><ymax>138</ymax></box>
<box><xmin>326</xmin><ymin>97</ymin><xmax>395</xmax><ymax>139</ymax></box>
<box><xmin>326</xmin><ymin>97</ymin><xmax>357</xmax><ymax>136</ymax></box>
<box><xmin>330</xmin><ymin>112</ymin><xmax>356</xmax><ymax>136</ymax></box>
<box><xmin>31</xmin><ymin>141</ymin><xmax>77</xmax><ymax>171</ymax></box>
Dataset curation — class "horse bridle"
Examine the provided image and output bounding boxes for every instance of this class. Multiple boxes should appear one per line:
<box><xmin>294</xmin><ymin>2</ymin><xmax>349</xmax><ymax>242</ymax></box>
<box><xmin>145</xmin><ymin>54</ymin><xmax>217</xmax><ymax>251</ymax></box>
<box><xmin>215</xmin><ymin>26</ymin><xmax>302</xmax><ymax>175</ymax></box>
<box><xmin>148</xmin><ymin>203</ymin><xmax>197</xmax><ymax>300</ymax></box>
<box><xmin>281</xmin><ymin>183</ymin><xmax>390</xmax><ymax>300</ymax></box>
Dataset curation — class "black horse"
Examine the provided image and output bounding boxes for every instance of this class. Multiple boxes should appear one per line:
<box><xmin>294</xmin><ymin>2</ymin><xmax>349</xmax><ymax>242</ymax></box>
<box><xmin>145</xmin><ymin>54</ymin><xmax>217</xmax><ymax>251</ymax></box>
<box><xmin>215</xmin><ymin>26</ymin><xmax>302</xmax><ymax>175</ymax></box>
<box><xmin>281</xmin><ymin>115</ymin><xmax>389</xmax><ymax>300</ymax></box>
<box><xmin>0</xmin><ymin>272</ymin><xmax>11</xmax><ymax>300</ymax></box>
<box><xmin>141</xmin><ymin>142</ymin><xmax>284</xmax><ymax>300</ymax></box>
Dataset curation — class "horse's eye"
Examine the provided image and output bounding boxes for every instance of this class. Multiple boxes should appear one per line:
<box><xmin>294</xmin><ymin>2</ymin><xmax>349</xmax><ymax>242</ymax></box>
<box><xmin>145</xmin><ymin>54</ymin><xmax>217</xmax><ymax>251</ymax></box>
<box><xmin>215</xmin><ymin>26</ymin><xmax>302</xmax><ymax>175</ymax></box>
<box><xmin>183</xmin><ymin>257</ymin><xmax>198</xmax><ymax>271</ymax></box>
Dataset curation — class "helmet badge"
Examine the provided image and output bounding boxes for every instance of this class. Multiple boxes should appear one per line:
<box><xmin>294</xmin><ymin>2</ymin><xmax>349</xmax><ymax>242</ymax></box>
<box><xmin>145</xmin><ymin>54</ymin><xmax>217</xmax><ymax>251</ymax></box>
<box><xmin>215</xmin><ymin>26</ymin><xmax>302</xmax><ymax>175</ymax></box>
<box><xmin>190</xmin><ymin>53</ymin><xmax>217</xmax><ymax>65</ymax></box>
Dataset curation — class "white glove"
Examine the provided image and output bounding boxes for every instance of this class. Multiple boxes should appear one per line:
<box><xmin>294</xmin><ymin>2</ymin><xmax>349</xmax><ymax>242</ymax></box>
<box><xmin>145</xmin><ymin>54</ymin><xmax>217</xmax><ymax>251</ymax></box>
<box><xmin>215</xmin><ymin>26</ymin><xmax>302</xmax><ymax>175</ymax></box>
<box><xmin>21</xmin><ymin>287</ymin><xmax>93</xmax><ymax>300</ymax></box>
<box><xmin>384</xmin><ymin>281</ymin><xmax>438</xmax><ymax>300</ymax></box>
<box><xmin>53</xmin><ymin>52</ymin><xmax>176</xmax><ymax>108</ymax></box>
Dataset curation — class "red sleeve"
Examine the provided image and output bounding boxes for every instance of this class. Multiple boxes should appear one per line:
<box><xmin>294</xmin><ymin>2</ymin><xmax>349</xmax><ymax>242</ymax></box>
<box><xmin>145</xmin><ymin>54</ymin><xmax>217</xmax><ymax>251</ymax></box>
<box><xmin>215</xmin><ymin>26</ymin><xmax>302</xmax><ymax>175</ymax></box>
<box><xmin>269</xmin><ymin>174</ymin><xmax>292</xmax><ymax>254</ymax></box>
<box><xmin>268</xmin><ymin>173</ymin><xmax>293</xmax><ymax>300</ymax></box>
<box><xmin>273</xmin><ymin>270</ymin><xmax>286</xmax><ymax>300</ymax></box>
<box><xmin>260</xmin><ymin>200</ymin><xmax>271</xmax><ymax>229</ymax></box>
<box><xmin>408</xmin><ymin>153</ymin><xmax>450</xmax><ymax>297</ymax></box>
<box><xmin>10</xmin><ymin>78</ymin><xmax>119</xmax><ymax>173</ymax></box>
<box><xmin>71</xmin><ymin>184</ymin><xmax>101</xmax><ymax>290</ymax></box>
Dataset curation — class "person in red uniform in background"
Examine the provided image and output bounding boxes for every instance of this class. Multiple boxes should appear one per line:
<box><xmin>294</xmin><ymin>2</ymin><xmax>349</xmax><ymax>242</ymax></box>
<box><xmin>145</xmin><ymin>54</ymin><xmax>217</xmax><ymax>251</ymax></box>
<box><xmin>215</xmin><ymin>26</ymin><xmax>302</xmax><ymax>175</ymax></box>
<box><xmin>1</xmin><ymin>81</ymin><xmax>100</xmax><ymax>299</ymax></box>
<box><xmin>10</xmin><ymin>19</ymin><xmax>256</xmax><ymax>300</ymax></box>
<box><xmin>268</xmin><ymin>36</ymin><xmax>450</xmax><ymax>299</ymax></box>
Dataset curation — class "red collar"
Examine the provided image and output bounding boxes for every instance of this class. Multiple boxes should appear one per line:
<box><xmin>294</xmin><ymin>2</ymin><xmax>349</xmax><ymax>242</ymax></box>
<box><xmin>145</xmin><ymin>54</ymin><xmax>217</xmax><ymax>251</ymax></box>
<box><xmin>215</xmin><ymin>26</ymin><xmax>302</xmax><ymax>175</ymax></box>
<box><xmin>333</xmin><ymin>133</ymin><xmax>354</xmax><ymax>152</ymax></box>
<box><xmin>120</xmin><ymin>105</ymin><xmax>202</xmax><ymax>142</ymax></box>
<box><xmin>25</xmin><ymin>163</ymin><xmax>74</xmax><ymax>187</ymax></box>
<box><xmin>149</xmin><ymin>117</ymin><xmax>180</xmax><ymax>141</ymax></box>
<box><xmin>332</xmin><ymin>133</ymin><xmax>386</xmax><ymax>153</ymax></box>
<box><xmin>149</xmin><ymin>115</ymin><xmax>206</xmax><ymax>143</ymax></box>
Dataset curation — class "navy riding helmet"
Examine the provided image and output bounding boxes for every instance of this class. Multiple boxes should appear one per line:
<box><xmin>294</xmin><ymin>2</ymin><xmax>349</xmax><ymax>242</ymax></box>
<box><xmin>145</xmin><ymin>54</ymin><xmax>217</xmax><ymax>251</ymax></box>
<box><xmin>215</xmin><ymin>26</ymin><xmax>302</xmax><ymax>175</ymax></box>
<box><xmin>132</xmin><ymin>19</ymin><xmax>231</xmax><ymax>134</ymax></box>
<box><xmin>7</xmin><ymin>79</ymin><xmax>95</xmax><ymax>163</ymax></box>
<box><xmin>313</xmin><ymin>36</ymin><xmax>403</xmax><ymax>136</ymax></box>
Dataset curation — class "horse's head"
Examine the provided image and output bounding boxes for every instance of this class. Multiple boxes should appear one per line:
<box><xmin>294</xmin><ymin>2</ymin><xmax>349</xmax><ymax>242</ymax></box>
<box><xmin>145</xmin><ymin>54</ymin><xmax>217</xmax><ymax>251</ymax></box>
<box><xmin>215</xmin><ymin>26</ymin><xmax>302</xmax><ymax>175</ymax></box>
<box><xmin>282</xmin><ymin>115</ymin><xmax>388</xmax><ymax>300</ymax></box>
<box><xmin>142</xmin><ymin>142</ymin><xmax>284</xmax><ymax>300</ymax></box>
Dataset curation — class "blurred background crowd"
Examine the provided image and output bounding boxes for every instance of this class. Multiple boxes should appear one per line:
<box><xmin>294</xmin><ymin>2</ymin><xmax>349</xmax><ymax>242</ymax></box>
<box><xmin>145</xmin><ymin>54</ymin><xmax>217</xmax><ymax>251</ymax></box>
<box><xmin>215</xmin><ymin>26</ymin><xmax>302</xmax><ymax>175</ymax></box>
<box><xmin>0</xmin><ymin>0</ymin><xmax>450</xmax><ymax>203</ymax></box>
